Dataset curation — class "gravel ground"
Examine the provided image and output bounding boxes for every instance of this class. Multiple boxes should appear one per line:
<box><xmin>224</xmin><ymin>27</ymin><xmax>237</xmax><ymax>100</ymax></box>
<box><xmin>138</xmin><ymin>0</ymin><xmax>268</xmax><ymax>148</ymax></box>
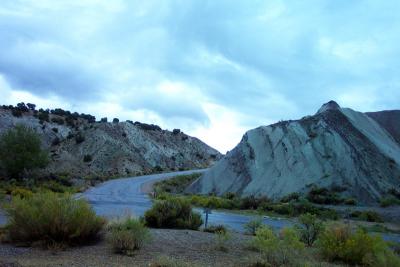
<box><xmin>0</xmin><ymin>229</ymin><xmax>260</xmax><ymax>267</ymax></box>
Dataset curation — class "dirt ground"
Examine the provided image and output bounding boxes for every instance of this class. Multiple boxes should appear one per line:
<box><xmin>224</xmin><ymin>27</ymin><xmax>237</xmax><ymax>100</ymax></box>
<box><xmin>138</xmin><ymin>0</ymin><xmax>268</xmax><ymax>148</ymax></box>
<box><xmin>0</xmin><ymin>229</ymin><xmax>262</xmax><ymax>267</ymax></box>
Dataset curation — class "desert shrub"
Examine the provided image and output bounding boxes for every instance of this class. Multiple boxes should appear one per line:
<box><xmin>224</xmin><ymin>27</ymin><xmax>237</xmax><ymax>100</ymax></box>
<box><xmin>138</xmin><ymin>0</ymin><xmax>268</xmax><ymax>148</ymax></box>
<box><xmin>51</xmin><ymin>117</ymin><xmax>64</xmax><ymax>125</ymax></box>
<box><xmin>318</xmin><ymin>223</ymin><xmax>400</xmax><ymax>266</ymax></box>
<box><xmin>250</xmin><ymin>226</ymin><xmax>304</xmax><ymax>266</ymax></box>
<box><xmin>51</xmin><ymin>137</ymin><xmax>61</xmax><ymax>146</ymax></box>
<box><xmin>75</xmin><ymin>132</ymin><xmax>85</xmax><ymax>144</ymax></box>
<box><xmin>203</xmin><ymin>224</ymin><xmax>227</xmax><ymax>234</ymax></box>
<box><xmin>4</xmin><ymin>192</ymin><xmax>105</xmax><ymax>247</ymax></box>
<box><xmin>0</xmin><ymin>124</ymin><xmax>49</xmax><ymax>178</ymax></box>
<box><xmin>144</xmin><ymin>198</ymin><xmax>203</xmax><ymax>230</ymax></box>
<box><xmin>279</xmin><ymin>192</ymin><xmax>300</xmax><ymax>203</ymax></box>
<box><xmin>153</xmin><ymin>173</ymin><xmax>201</xmax><ymax>195</ymax></box>
<box><xmin>306</xmin><ymin>186</ymin><xmax>343</xmax><ymax>205</ymax></box>
<box><xmin>295</xmin><ymin>213</ymin><xmax>324</xmax><ymax>246</ymax></box>
<box><xmin>244</xmin><ymin>217</ymin><xmax>263</xmax><ymax>236</ymax></box>
<box><xmin>11</xmin><ymin>188</ymin><xmax>33</xmax><ymax>199</ymax></box>
<box><xmin>380</xmin><ymin>196</ymin><xmax>400</xmax><ymax>207</ymax></box>
<box><xmin>107</xmin><ymin>217</ymin><xmax>151</xmax><ymax>255</ymax></box>
<box><xmin>344</xmin><ymin>198</ymin><xmax>356</xmax><ymax>205</ymax></box>
<box><xmin>240</xmin><ymin>195</ymin><xmax>271</xmax><ymax>210</ymax></box>
<box><xmin>214</xmin><ymin>229</ymin><xmax>231</xmax><ymax>251</ymax></box>
<box><xmin>350</xmin><ymin>210</ymin><xmax>383</xmax><ymax>222</ymax></box>
<box><xmin>83</xmin><ymin>154</ymin><xmax>93</xmax><ymax>162</ymax></box>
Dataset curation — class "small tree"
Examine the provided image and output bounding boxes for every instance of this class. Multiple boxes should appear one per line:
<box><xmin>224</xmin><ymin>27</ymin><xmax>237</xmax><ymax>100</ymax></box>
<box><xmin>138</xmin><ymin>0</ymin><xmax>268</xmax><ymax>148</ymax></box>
<box><xmin>295</xmin><ymin>213</ymin><xmax>324</xmax><ymax>246</ymax></box>
<box><xmin>0</xmin><ymin>124</ymin><xmax>49</xmax><ymax>179</ymax></box>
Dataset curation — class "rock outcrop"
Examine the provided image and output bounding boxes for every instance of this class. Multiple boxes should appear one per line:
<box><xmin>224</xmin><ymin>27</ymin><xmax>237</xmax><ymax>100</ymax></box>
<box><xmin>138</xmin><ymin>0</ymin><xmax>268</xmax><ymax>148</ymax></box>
<box><xmin>0</xmin><ymin>107</ymin><xmax>221</xmax><ymax>178</ymax></box>
<box><xmin>187</xmin><ymin>101</ymin><xmax>400</xmax><ymax>204</ymax></box>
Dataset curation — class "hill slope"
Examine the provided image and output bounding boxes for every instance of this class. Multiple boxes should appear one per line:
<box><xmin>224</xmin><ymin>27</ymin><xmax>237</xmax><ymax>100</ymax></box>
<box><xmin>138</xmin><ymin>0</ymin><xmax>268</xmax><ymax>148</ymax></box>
<box><xmin>187</xmin><ymin>101</ymin><xmax>400</xmax><ymax>204</ymax></box>
<box><xmin>0</xmin><ymin>105</ymin><xmax>221</xmax><ymax>178</ymax></box>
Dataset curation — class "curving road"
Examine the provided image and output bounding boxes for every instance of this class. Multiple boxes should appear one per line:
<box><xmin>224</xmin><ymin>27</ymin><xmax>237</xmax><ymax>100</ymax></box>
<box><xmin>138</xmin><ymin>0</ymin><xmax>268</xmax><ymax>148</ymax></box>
<box><xmin>81</xmin><ymin>169</ymin><xmax>293</xmax><ymax>232</ymax></box>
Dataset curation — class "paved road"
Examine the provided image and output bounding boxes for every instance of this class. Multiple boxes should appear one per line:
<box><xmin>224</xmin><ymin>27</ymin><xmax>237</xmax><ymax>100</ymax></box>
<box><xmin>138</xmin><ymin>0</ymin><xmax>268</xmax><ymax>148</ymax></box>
<box><xmin>81</xmin><ymin>170</ymin><xmax>293</xmax><ymax>232</ymax></box>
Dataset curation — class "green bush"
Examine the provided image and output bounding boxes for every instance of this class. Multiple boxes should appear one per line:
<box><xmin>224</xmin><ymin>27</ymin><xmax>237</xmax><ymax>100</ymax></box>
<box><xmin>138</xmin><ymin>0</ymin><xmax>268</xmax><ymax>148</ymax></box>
<box><xmin>295</xmin><ymin>213</ymin><xmax>324</xmax><ymax>246</ymax></box>
<box><xmin>250</xmin><ymin>226</ymin><xmax>304</xmax><ymax>266</ymax></box>
<box><xmin>244</xmin><ymin>217</ymin><xmax>263</xmax><ymax>236</ymax></box>
<box><xmin>107</xmin><ymin>217</ymin><xmax>151</xmax><ymax>255</ymax></box>
<box><xmin>380</xmin><ymin>196</ymin><xmax>400</xmax><ymax>207</ymax></box>
<box><xmin>350</xmin><ymin>210</ymin><xmax>384</xmax><ymax>222</ymax></box>
<box><xmin>4</xmin><ymin>192</ymin><xmax>105</xmax><ymax>247</ymax></box>
<box><xmin>214</xmin><ymin>229</ymin><xmax>231</xmax><ymax>251</ymax></box>
<box><xmin>306</xmin><ymin>186</ymin><xmax>343</xmax><ymax>205</ymax></box>
<box><xmin>11</xmin><ymin>187</ymin><xmax>33</xmax><ymax>199</ymax></box>
<box><xmin>0</xmin><ymin>124</ymin><xmax>49</xmax><ymax>178</ymax></box>
<box><xmin>317</xmin><ymin>223</ymin><xmax>400</xmax><ymax>266</ymax></box>
<box><xmin>144</xmin><ymin>198</ymin><xmax>203</xmax><ymax>230</ymax></box>
<box><xmin>203</xmin><ymin>224</ymin><xmax>227</xmax><ymax>234</ymax></box>
<box><xmin>344</xmin><ymin>198</ymin><xmax>357</xmax><ymax>205</ymax></box>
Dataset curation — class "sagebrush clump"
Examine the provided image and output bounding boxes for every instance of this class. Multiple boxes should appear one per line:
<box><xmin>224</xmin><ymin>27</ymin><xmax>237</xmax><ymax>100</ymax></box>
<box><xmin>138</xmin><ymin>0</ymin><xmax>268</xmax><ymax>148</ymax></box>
<box><xmin>4</xmin><ymin>192</ymin><xmax>105</xmax><ymax>247</ymax></box>
<box><xmin>144</xmin><ymin>198</ymin><xmax>203</xmax><ymax>230</ymax></box>
<box><xmin>318</xmin><ymin>223</ymin><xmax>400</xmax><ymax>266</ymax></box>
<box><xmin>107</xmin><ymin>217</ymin><xmax>151</xmax><ymax>255</ymax></box>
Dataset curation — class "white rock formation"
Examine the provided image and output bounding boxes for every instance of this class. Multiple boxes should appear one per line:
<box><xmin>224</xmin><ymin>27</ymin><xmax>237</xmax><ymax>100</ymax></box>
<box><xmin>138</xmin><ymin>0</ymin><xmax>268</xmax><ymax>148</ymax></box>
<box><xmin>187</xmin><ymin>101</ymin><xmax>400</xmax><ymax>204</ymax></box>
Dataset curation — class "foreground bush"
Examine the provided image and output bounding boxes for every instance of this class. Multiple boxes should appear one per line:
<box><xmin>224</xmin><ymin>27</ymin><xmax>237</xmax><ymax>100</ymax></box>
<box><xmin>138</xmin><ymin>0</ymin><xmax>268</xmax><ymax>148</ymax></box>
<box><xmin>4</xmin><ymin>192</ymin><xmax>105</xmax><ymax>247</ymax></box>
<box><xmin>318</xmin><ymin>223</ymin><xmax>400</xmax><ymax>266</ymax></box>
<box><xmin>244</xmin><ymin>217</ymin><xmax>263</xmax><ymax>236</ymax></box>
<box><xmin>249</xmin><ymin>226</ymin><xmax>304</xmax><ymax>266</ymax></box>
<box><xmin>296</xmin><ymin>213</ymin><xmax>324</xmax><ymax>246</ymax></box>
<box><xmin>107</xmin><ymin>217</ymin><xmax>151</xmax><ymax>255</ymax></box>
<box><xmin>144</xmin><ymin>198</ymin><xmax>203</xmax><ymax>230</ymax></box>
<box><xmin>203</xmin><ymin>224</ymin><xmax>227</xmax><ymax>234</ymax></box>
<box><xmin>214</xmin><ymin>229</ymin><xmax>231</xmax><ymax>251</ymax></box>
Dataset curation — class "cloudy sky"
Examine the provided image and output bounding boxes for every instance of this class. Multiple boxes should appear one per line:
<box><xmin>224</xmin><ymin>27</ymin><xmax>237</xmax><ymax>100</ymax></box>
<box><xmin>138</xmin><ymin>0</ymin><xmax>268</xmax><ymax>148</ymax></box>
<box><xmin>1</xmin><ymin>0</ymin><xmax>400</xmax><ymax>152</ymax></box>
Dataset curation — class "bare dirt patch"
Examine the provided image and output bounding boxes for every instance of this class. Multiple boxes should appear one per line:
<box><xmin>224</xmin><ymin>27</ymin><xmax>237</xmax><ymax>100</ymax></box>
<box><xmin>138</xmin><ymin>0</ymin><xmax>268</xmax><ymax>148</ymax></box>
<box><xmin>0</xmin><ymin>229</ymin><xmax>259</xmax><ymax>267</ymax></box>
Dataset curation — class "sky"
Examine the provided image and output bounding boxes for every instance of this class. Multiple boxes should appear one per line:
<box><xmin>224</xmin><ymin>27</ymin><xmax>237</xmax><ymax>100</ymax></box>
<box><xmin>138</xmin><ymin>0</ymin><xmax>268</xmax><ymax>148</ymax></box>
<box><xmin>1</xmin><ymin>0</ymin><xmax>400</xmax><ymax>153</ymax></box>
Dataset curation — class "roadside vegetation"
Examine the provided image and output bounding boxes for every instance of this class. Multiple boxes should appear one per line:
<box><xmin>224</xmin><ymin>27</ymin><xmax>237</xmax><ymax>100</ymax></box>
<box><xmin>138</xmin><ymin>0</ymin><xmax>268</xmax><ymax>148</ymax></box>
<box><xmin>2</xmin><ymin>192</ymin><xmax>105</xmax><ymax>248</ymax></box>
<box><xmin>153</xmin><ymin>175</ymin><xmax>395</xmax><ymax>225</ymax></box>
<box><xmin>144</xmin><ymin>198</ymin><xmax>203</xmax><ymax>230</ymax></box>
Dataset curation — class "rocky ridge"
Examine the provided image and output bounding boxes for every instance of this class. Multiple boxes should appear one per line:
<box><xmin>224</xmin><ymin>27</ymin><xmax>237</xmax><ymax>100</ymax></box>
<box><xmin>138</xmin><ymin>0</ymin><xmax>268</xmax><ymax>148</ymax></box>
<box><xmin>0</xmin><ymin>105</ymin><xmax>221</xmax><ymax>178</ymax></box>
<box><xmin>187</xmin><ymin>101</ymin><xmax>400</xmax><ymax>204</ymax></box>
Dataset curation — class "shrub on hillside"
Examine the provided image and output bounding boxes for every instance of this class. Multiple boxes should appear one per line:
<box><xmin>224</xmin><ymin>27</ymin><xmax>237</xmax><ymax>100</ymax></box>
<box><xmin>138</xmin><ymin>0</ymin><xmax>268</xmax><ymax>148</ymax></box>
<box><xmin>83</xmin><ymin>154</ymin><xmax>93</xmax><ymax>162</ymax></box>
<box><xmin>380</xmin><ymin>196</ymin><xmax>400</xmax><ymax>207</ymax></box>
<box><xmin>0</xmin><ymin>124</ymin><xmax>49</xmax><ymax>179</ymax></box>
<box><xmin>306</xmin><ymin>186</ymin><xmax>343</xmax><ymax>205</ymax></box>
<box><xmin>318</xmin><ymin>223</ymin><xmax>400</xmax><ymax>266</ymax></box>
<box><xmin>107</xmin><ymin>217</ymin><xmax>151</xmax><ymax>255</ymax></box>
<box><xmin>4</xmin><ymin>192</ymin><xmax>105</xmax><ymax>247</ymax></box>
<box><xmin>144</xmin><ymin>198</ymin><xmax>203</xmax><ymax>230</ymax></box>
